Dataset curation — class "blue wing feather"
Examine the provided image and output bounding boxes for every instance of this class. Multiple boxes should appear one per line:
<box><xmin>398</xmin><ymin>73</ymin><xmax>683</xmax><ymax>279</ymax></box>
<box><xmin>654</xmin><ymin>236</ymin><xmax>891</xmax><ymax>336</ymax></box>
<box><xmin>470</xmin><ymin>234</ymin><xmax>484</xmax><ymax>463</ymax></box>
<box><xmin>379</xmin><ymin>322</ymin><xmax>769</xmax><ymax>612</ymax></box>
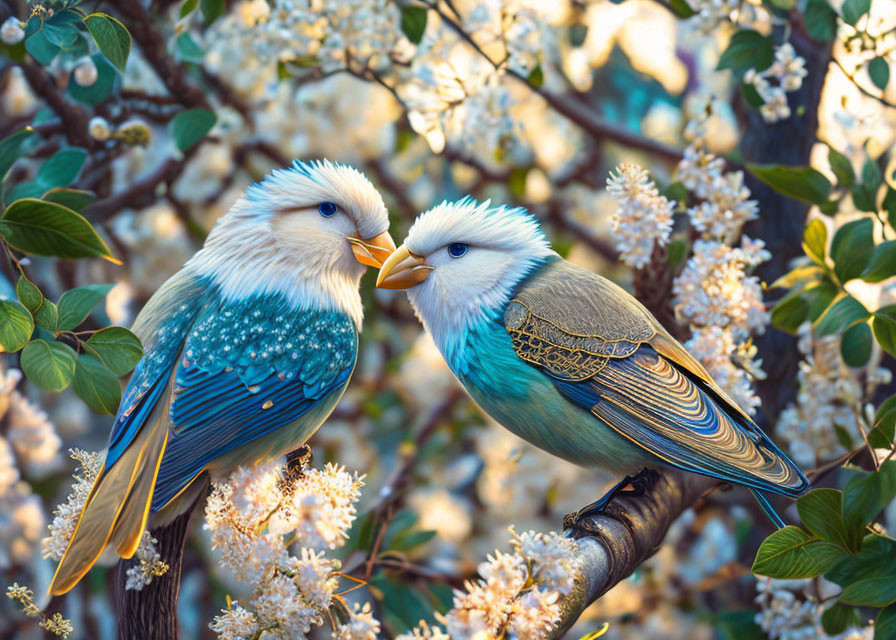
<box><xmin>150</xmin><ymin>299</ymin><xmax>357</xmax><ymax>511</ymax></box>
<box><xmin>552</xmin><ymin>345</ymin><xmax>808</xmax><ymax>497</ymax></box>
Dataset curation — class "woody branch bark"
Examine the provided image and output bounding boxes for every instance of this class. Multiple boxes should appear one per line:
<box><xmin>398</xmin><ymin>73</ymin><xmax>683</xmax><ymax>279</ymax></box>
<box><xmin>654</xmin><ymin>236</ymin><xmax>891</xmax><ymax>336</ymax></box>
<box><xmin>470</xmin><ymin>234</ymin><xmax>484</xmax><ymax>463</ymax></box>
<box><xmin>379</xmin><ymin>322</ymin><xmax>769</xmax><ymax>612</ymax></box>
<box><xmin>549</xmin><ymin>471</ymin><xmax>718</xmax><ymax>639</ymax></box>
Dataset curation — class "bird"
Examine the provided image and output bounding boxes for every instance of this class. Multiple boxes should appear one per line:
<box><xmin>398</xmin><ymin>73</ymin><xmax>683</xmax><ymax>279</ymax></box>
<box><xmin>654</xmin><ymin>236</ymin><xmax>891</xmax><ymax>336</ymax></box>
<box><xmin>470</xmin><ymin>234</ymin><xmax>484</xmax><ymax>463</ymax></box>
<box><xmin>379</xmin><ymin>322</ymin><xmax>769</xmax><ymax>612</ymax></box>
<box><xmin>376</xmin><ymin>197</ymin><xmax>808</xmax><ymax>530</ymax></box>
<box><xmin>49</xmin><ymin>159</ymin><xmax>395</xmax><ymax>595</ymax></box>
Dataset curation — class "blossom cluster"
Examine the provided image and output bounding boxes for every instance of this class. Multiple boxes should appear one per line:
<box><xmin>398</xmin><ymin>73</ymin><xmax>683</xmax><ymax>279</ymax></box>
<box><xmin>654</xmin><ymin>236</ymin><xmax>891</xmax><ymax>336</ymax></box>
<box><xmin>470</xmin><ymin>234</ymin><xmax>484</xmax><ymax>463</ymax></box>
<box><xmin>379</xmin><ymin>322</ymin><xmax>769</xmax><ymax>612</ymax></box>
<box><xmin>397</xmin><ymin>528</ymin><xmax>583</xmax><ymax>640</ymax></box>
<box><xmin>605</xmin><ymin>162</ymin><xmax>675</xmax><ymax>269</ymax></box>
<box><xmin>6</xmin><ymin>583</ymin><xmax>74</xmax><ymax>639</ymax></box>
<box><xmin>204</xmin><ymin>461</ymin><xmax>374</xmax><ymax>640</ymax></box>
<box><xmin>754</xmin><ymin>578</ymin><xmax>871</xmax><ymax>640</ymax></box>
<box><xmin>0</xmin><ymin>369</ymin><xmax>56</xmax><ymax>570</ymax></box>
<box><xmin>673</xmin><ymin>105</ymin><xmax>770</xmax><ymax>413</ymax></box>
<box><xmin>745</xmin><ymin>43</ymin><xmax>808</xmax><ymax>123</ymax></box>
<box><xmin>775</xmin><ymin>326</ymin><xmax>868</xmax><ymax>467</ymax></box>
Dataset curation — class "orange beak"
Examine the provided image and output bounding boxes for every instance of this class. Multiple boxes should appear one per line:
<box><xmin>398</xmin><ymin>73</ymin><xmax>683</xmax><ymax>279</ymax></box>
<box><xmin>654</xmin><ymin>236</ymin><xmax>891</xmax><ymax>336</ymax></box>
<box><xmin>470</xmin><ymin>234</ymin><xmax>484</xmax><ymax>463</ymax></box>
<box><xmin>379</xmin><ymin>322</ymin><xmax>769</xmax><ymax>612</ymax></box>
<box><xmin>347</xmin><ymin>230</ymin><xmax>396</xmax><ymax>268</ymax></box>
<box><xmin>376</xmin><ymin>245</ymin><xmax>434</xmax><ymax>289</ymax></box>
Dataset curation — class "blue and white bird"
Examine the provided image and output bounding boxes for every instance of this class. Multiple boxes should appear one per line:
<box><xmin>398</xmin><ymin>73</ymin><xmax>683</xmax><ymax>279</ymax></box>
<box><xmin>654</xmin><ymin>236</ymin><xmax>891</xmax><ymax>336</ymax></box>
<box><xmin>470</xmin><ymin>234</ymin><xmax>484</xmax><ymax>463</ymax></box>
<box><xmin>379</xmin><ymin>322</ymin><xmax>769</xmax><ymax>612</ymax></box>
<box><xmin>377</xmin><ymin>198</ymin><xmax>808</xmax><ymax>528</ymax></box>
<box><xmin>50</xmin><ymin>160</ymin><xmax>394</xmax><ymax>595</ymax></box>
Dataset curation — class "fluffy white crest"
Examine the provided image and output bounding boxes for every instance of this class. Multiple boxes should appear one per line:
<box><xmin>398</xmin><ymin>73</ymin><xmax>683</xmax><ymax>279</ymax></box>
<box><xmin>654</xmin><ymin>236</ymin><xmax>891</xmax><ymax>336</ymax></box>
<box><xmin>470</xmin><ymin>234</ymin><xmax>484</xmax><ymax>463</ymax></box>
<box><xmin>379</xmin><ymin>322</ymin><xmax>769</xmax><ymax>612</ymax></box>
<box><xmin>404</xmin><ymin>198</ymin><xmax>553</xmax><ymax>355</ymax></box>
<box><xmin>187</xmin><ymin>160</ymin><xmax>388</xmax><ymax>327</ymax></box>
<box><xmin>406</xmin><ymin>197</ymin><xmax>547</xmax><ymax>258</ymax></box>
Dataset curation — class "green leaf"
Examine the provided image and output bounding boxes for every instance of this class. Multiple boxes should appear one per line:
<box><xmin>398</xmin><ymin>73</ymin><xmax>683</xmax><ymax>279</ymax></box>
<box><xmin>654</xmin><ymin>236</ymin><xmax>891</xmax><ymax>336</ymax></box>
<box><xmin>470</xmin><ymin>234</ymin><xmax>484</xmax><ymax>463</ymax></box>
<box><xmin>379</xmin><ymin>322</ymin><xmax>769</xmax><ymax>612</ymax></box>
<box><xmin>749</xmin><ymin>164</ymin><xmax>832</xmax><ymax>205</ymax></box>
<box><xmin>717</xmin><ymin>29</ymin><xmax>774</xmax><ymax>73</ymax></box>
<box><xmin>56</xmin><ymin>283</ymin><xmax>114</xmax><ymax>330</ymax></box>
<box><xmin>803</xmin><ymin>218</ymin><xmax>828</xmax><ymax>265</ymax></box>
<box><xmin>873</xmin><ymin>305</ymin><xmax>896</xmax><ymax>357</ymax></box>
<box><xmin>25</xmin><ymin>28</ymin><xmax>60</xmax><ymax>66</ymax></box>
<box><xmin>0</xmin><ymin>199</ymin><xmax>118</xmax><ymax>263</ymax></box>
<box><xmin>841</xmin><ymin>321</ymin><xmax>872</xmax><ymax>368</ymax></box>
<box><xmin>168</xmin><ymin>108</ymin><xmax>216</xmax><ymax>152</ymax></box>
<box><xmin>876</xmin><ymin>605</ymin><xmax>896</xmax><ymax>640</ymax></box>
<box><xmin>85</xmin><ymin>326</ymin><xmax>143</xmax><ymax>376</ymax></box>
<box><xmin>830</xmin><ymin>217</ymin><xmax>874</xmax><ymax>283</ymax></box>
<box><xmin>869</xmin><ymin>57</ymin><xmax>890</xmax><ymax>91</ymax></box>
<box><xmin>827</xmin><ymin>534</ymin><xmax>896</xmax><ymax>586</ymax></box>
<box><xmin>38</xmin><ymin>147</ymin><xmax>88</xmax><ymax>189</ymax></box>
<box><xmin>175</xmin><ymin>32</ymin><xmax>204</xmax><ymax>64</ymax></box>
<box><xmin>840</xmin><ymin>575</ymin><xmax>896</xmax><ymax>607</ymax></box>
<box><xmin>821</xmin><ymin>603</ymin><xmax>860</xmax><ymax>635</ymax></box>
<box><xmin>84</xmin><ymin>13</ymin><xmax>131</xmax><ymax>72</ymax></box>
<box><xmin>390</xmin><ymin>528</ymin><xmax>437</xmax><ymax>551</ymax></box>
<box><xmin>860</xmin><ymin>241</ymin><xmax>896</xmax><ymax>282</ymax></box>
<box><xmin>771</xmin><ymin>295</ymin><xmax>810</xmax><ymax>334</ymax></box>
<box><xmin>72</xmin><ymin>353</ymin><xmax>121</xmax><ymax>414</ymax></box>
<box><xmin>716</xmin><ymin>611</ymin><xmax>764</xmax><ymax>640</ymax></box>
<box><xmin>666</xmin><ymin>235</ymin><xmax>690</xmax><ymax>271</ymax></box>
<box><xmin>814</xmin><ymin>294</ymin><xmax>868</xmax><ymax>336</ymax></box>
<box><xmin>828</xmin><ymin>146</ymin><xmax>855</xmax><ymax>188</ymax></box>
<box><xmin>0</xmin><ymin>129</ymin><xmax>37</xmax><ymax>181</ymax></box>
<box><xmin>885</xmin><ymin>187</ymin><xmax>896</xmax><ymax>230</ymax></box>
<box><xmin>667</xmin><ymin>0</ymin><xmax>696</xmax><ymax>17</ymax></box>
<box><xmin>15</xmin><ymin>275</ymin><xmax>42</xmax><ymax>313</ymax></box>
<box><xmin>33</xmin><ymin>299</ymin><xmax>57</xmax><ymax>332</ymax></box>
<box><xmin>400</xmin><ymin>6</ymin><xmax>428</xmax><ymax>44</ymax></box>
<box><xmin>869</xmin><ymin>394</ymin><xmax>896</xmax><ymax>449</ymax></box>
<box><xmin>742</xmin><ymin>81</ymin><xmax>764</xmax><ymax>107</ymax></box>
<box><xmin>20</xmin><ymin>339</ymin><xmax>76</xmax><ymax>391</ymax></box>
<box><xmin>753</xmin><ymin>526</ymin><xmax>846</xmax><ymax>579</ymax></box>
<box><xmin>180</xmin><ymin>0</ymin><xmax>200</xmax><ymax>18</ymax></box>
<box><xmin>841</xmin><ymin>0</ymin><xmax>871</xmax><ymax>26</ymax></box>
<box><xmin>526</xmin><ymin>64</ymin><xmax>544</xmax><ymax>89</ymax></box>
<box><xmin>805</xmin><ymin>0</ymin><xmax>838</xmax><ymax>41</ymax></box>
<box><xmin>0</xmin><ymin>300</ymin><xmax>34</xmax><ymax>352</ymax></box>
<box><xmin>852</xmin><ymin>184</ymin><xmax>878</xmax><ymax>212</ymax></box>
<box><xmin>797</xmin><ymin>489</ymin><xmax>852</xmax><ymax>550</ymax></box>
<box><xmin>842</xmin><ymin>462</ymin><xmax>896</xmax><ymax>543</ymax></box>
<box><xmin>862</xmin><ymin>158</ymin><xmax>882</xmax><ymax>195</ymax></box>
<box><xmin>806</xmin><ymin>279</ymin><xmax>838</xmax><ymax>322</ymax></box>
<box><xmin>42</xmin><ymin>188</ymin><xmax>95</xmax><ymax>212</ymax></box>
<box><xmin>200</xmin><ymin>0</ymin><xmax>225</xmax><ymax>25</ymax></box>
<box><xmin>41</xmin><ymin>10</ymin><xmax>81</xmax><ymax>47</ymax></box>
<box><xmin>68</xmin><ymin>53</ymin><xmax>118</xmax><ymax>107</ymax></box>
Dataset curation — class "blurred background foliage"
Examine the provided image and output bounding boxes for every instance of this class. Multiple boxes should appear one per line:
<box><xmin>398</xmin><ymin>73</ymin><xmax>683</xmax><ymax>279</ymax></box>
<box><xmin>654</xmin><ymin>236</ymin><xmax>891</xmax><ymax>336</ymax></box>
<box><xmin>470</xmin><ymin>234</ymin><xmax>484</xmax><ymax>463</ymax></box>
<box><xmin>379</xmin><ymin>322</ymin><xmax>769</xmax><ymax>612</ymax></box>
<box><xmin>0</xmin><ymin>0</ymin><xmax>895</xmax><ymax>638</ymax></box>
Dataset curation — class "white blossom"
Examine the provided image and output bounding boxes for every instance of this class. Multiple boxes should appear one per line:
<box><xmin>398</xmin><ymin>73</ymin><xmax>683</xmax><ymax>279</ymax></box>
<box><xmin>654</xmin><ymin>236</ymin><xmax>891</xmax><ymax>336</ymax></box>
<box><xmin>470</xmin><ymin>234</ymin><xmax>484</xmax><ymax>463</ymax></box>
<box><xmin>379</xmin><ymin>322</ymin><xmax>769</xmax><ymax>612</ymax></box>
<box><xmin>606</xmin><ymin>162</ymin><xmax>675</xmax><ymax>269</ymax></box>
<box><xmin>124</xmin><ymin>531</ymin><xmax>169</xmax><ymax>591</ymax></box>
<box><xmin>73</xmin><ymin>58</ymin><xmax>98</xmax><ymax>86</ymax></box>
<box><xmin>744</xmin><ymin>43</ymin><xmax>808</xmax><ymax>123</ymax></box>
<box><xmin>42</xmin><ymin>449</ymin><xmax>103</xmax><ymax>562</ymax></box>
<box><xmin>0</xmin><ymin>17</ymin><xmax>24</xmax><ymax>45</ymax></box>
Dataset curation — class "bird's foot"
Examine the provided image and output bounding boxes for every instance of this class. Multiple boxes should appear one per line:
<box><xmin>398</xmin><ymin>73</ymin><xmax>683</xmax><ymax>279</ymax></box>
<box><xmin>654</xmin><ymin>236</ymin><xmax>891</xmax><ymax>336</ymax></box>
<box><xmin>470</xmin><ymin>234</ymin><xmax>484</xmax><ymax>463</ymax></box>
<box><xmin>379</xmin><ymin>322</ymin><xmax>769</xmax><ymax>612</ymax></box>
<box><xmin>285</xmin><ymin>445</ymin><xmax>313</xmax><ymax>477</ymax></box>
<box><xmin>563</xmin><ymin>468</ymin><xmax>660</xmax><ymax>532</ymax></box>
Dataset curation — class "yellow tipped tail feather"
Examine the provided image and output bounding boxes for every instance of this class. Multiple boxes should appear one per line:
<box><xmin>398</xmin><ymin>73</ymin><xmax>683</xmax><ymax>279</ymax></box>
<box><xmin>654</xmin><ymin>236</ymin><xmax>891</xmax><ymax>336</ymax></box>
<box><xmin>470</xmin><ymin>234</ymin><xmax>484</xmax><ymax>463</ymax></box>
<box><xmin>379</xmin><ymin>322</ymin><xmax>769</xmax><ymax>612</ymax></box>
<box><xmin>49</xmin><ymin>392</ymin><xmax>171</xmax><ymax>596</ymax></box>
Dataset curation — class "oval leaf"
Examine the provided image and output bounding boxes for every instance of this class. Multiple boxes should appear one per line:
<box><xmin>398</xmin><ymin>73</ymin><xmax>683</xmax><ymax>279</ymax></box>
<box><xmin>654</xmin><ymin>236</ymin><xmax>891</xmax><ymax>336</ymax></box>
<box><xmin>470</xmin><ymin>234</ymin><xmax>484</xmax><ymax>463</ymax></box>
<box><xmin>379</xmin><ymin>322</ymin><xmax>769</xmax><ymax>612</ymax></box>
<box><xmin>796</xmin><ymin>488</ymin><xmax>852</xmax><ymax>550</ymax></box>
<box><xmin>57</xmin><ymin>283</ymin><xmax>114</xmax><ymax>330</ymax></box>
<box><xmin>169</xmin><ymin>108</ymin><xmax>216</xmax><ymax>152</ymax></box>
<box><xmin>0</xmin><ymin>299</ymin><xmax>34</xmax><ymax>352</ymax></box>
<box><xmin>15</xmin><ymin>275</ymin><xmax>42</xmax><ymax>313</ymax></box>
<box><xmin>749</xmin><ymin>164</ymin><xmax>833</xmax><ymax>205</ymax></box>
<box><xmin>841</xmin><ymin>321</ymin><xmax>872</xmax><ymax>368</ymax></box>
<box><xmin>830</xmin><ymin>218</ymin><xmax>874</xmax><ymax>283</ymax></box>
<box><xmin>84</xmin><ymin>13</ymin><xmax>131</xmax><ymax>72</ymax></box>
<box><xmin>803</xmin><ymin>218</ymin><xmax>828</xmax><ymax>265</ymax></box>
<box><xmin>0</xmin><ymin>128</ymin><xmax>37</xmax><ymax>181</ymax></box>
<box><xmin>0</xmin><ymin>199</ymin><xmax>118</xmax><ymax>263</ymax></box>
<box><xmin>73</xmin><ymin>353</ymin><xmax>121</xmax><ymax>414</ymax></box>
<box><xmin>752</xmin><ymin>526</ymin><xmax>845</xmax><ymax>579</ymax></box>
<box><xmin>34</xmin><ymin>299</ymin><xmax>58</xmax><ymax>332</ymax></box>
<box><xmin>861</xmin><ymin>240</ymin><xmax>896</xmax><ymax>283</ymax></box>
<box><xmin>85</xmin><ymin>326</ymin><xmax>143</xmax><ymax>376</ymax></box>
<box><xmin>813</xmin><ymin>294</ymin><xmax>868</xmax><ymax>336</ymax></box>
<box><xmin>20</xmin><ymin>339</ymin><xmax>76</xmax><ymax>391</ymax></box>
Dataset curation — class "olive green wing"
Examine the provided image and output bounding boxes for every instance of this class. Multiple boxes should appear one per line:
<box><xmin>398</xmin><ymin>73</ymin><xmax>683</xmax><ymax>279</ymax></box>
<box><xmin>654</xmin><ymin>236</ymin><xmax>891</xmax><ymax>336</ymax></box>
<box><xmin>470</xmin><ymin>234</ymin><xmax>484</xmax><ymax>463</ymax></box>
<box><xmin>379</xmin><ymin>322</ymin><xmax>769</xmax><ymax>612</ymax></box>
<box><xmin>504</xmin><ymin>258</ymin><xmax>808</xmax><ymax>496</ymax></box>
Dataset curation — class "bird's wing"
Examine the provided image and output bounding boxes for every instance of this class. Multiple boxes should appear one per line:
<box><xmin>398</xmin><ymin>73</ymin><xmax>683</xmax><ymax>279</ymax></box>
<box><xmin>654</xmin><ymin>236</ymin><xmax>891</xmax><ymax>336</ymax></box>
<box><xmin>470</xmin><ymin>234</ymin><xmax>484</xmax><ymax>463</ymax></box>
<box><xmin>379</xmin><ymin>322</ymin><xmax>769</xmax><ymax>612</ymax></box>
<box><xmin>504</xmin><ymin>259</ymin><xmax>807</xmax><ymax>496</ymax></box>
<box><xmin>150</xmin><ymin>302</ymin><xmax>357</xmax><ymax>511</ymax></box>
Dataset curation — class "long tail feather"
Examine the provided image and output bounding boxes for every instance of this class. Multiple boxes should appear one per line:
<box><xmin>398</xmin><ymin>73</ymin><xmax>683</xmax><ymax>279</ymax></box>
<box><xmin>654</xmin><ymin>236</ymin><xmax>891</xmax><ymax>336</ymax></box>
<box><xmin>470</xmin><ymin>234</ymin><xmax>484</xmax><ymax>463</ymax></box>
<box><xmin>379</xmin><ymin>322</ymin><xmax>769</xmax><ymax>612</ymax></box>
<box><xmin>49</xmin><ymin>393</ymin><xmax>171</xmax><ymax>596</ymax></box>
<box><xmin>750</xmin><ymin>488</ymin><xmax>787</xmax><ymax>529</ymax></box>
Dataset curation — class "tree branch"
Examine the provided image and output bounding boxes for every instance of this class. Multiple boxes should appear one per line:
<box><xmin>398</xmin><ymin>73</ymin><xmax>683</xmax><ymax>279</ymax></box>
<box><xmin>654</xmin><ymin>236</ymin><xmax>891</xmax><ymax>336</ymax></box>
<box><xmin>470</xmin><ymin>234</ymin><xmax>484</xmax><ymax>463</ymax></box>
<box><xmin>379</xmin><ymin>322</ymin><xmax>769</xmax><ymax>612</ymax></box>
<box><xmin>550</xmin><ymin>471</ymin><xmax>718</xmax><ymax>639</ymax></box>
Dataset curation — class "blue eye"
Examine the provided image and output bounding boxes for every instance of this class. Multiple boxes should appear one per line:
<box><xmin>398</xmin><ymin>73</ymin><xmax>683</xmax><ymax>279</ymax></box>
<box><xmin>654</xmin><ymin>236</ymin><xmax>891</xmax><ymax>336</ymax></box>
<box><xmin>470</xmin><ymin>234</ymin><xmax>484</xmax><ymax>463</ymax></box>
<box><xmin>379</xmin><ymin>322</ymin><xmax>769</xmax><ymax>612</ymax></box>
<box><xmin>318</xmin><ymin>201</ymin><xmax>337</xmax><ymax>217</ymax></box>
<box><xmin>448</xmin><ymin>243</ymin><xmax>468</xmax><ymax>258</ymax></box>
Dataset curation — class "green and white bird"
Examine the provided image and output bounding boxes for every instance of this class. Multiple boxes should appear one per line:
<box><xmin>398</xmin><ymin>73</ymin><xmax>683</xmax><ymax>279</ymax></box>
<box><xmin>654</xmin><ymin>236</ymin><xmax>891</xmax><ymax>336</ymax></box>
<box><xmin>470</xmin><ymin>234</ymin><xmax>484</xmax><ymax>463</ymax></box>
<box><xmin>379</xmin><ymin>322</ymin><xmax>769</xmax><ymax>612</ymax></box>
<box><xmin>377</xmin><ymin>198</ymin><xmax>808</xmax><ymax>527</ymax></box>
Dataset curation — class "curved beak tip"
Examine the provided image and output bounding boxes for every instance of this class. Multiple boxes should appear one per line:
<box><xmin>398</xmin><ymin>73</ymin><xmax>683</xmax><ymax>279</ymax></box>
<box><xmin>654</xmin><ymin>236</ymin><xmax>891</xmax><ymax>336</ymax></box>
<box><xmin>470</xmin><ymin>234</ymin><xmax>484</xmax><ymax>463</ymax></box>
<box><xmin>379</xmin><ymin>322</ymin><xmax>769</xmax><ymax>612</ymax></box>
<box><xmin>350</xmin><ymin>230</ymin><xmax>396</xmax><ymax>268</ymax></box>
<box><xmin>376</xmin><ymin>245</ymin><xmax>433</xmax><ymax>289</ymax></box>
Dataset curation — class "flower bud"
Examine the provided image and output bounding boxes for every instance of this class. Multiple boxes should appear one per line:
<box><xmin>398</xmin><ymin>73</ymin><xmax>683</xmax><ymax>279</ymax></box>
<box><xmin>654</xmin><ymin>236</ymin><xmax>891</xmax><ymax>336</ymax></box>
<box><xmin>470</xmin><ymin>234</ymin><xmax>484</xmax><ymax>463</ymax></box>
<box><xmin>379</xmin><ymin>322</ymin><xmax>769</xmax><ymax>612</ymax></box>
<box><xmin>73</xmin><ymin>58</ymin><xmax>98</xmax><ymax>86</ymax></box>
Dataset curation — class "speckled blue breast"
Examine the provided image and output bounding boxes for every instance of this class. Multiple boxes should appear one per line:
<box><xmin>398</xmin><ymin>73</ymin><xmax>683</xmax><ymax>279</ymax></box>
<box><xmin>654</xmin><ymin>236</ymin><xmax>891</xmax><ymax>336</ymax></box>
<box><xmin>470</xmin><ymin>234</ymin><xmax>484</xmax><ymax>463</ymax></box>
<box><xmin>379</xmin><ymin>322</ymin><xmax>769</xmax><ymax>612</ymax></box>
<box><xmin>105</xmin><ymin>277</ymin><xmax>358</xmax><ymax>512</ymax></box>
